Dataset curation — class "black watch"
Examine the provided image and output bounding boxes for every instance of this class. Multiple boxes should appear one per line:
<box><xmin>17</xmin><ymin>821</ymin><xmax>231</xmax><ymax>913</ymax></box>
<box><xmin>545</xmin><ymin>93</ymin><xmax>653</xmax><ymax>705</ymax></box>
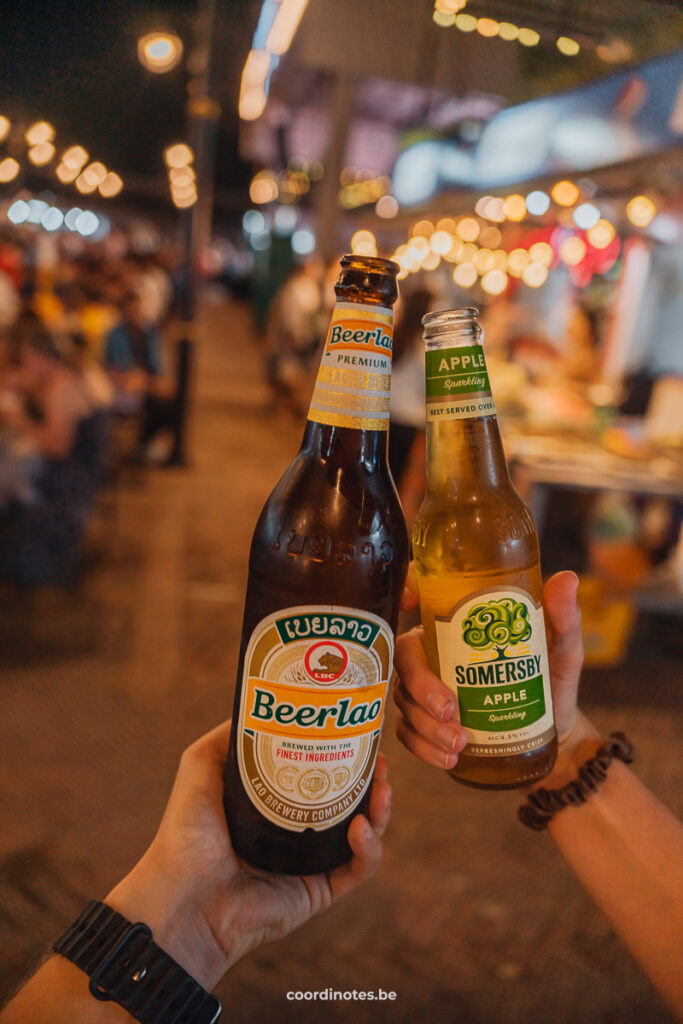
<box><xmin>53</xmin><ymin>900</ymin><xmax>221</xmax><ymax>1023</ymax></box>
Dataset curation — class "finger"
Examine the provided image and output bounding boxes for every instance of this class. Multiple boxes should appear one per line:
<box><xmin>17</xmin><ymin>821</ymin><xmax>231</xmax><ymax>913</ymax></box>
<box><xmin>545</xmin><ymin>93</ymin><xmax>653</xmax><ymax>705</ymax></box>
<box><xmin>543</xmin><ymin>572</ymin><xmax>583</xmax><ymax>739</ymax></box>
<box><xmin>394</xmin><ymin>629</ymin><xmax>457</xmax><ymax>722</ymax></box>
<box><xmin>401</xmin><ymin>563</ymin><xmax>419</xmax><ymax>611</ymax></box>
<box><xmin>373</xmin><ymin>751</ymin><xmax>388</xmax><ymax>784</ymax></box>
<box><xmin>396</xmin><ymin>716</ymin><xmax>458</xmax><ymax>770</ymax></box>
<box><xmin>169</xmin><ymin>721</ymin><xmax>232</xmax><ymax>808</ymax></box>
<box><xmin>326</xmin><ymin>814</ymin><xmax>384</xmax><ymax>904</ymax></box>
<box><xmin>367</xmin><ymin>774</ymin><xmax>391</xmax><ymax>839</ymax></box>
<box><xmin>394</xmin><ymin>682</ymin><xmax>466</xmax><ymax>754</ymax></box>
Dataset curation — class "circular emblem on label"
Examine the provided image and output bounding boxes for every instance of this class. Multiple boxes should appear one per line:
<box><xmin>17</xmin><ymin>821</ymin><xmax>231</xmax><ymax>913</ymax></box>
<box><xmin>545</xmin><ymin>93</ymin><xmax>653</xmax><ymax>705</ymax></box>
<box><xmin>297</xmin><ymin>769</ymin><xmax>331</xmax><ymax>800</ymax></box>
<box><xmin>304</xmin><ymin>640</ymin><xmax>348</xmax><ymax>683</ymax></box>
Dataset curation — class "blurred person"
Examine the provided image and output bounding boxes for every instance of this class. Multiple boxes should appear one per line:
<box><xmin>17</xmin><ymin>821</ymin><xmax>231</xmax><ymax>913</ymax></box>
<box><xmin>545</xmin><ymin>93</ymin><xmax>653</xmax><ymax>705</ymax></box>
<box><xmin>389</xmin><ymin>287</ymin><xmax>432</xmax><ymax>488</ymax></box>
<box><xmin>104</xmin><ymin>291</ymin><xmax>175</xmax><ymax>458</ymax></box>
<box><xmin>263</xmin><ymin>260</ymin><xmax>324</xmax><ymax>416</ymax></box>
<box><xmin>132</xmin><ymin>253</ymin><xmax>173</xmax><ymax>328</ymax></box>
<box><xmin>0</xmin><ymin>722</ymin><xmax>391</xmax><ymax>1023</ymax></box>
<box><xmin>394</xmin><ymin>570</ymin><xmax>683</xmax><ymax>1016</ymax></box>
<box><xmin>0</xmin><ymin>266</ymin><xmax>19</xmax><ymax>331</ymax></box>
<box><xmin>0</xmin><ymin>315</ymin><xmax>110</xmax><ymax>584</ymax></box>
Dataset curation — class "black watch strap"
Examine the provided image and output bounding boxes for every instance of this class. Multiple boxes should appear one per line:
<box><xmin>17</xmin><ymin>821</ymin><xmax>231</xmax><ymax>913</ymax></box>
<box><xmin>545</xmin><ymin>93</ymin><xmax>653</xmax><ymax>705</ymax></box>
<box><xmin>53</xmin><ymin>900</ymin><xmax>221</xmax><ymax>1023</ymax></box>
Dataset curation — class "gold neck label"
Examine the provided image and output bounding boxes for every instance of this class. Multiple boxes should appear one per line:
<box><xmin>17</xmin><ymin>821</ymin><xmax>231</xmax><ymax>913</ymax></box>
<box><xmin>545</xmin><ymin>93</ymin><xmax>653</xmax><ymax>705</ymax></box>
<box><xmin>307</xmin><ymin>301</ymin><xmax>393</xmax><ymax>431</ymax></box>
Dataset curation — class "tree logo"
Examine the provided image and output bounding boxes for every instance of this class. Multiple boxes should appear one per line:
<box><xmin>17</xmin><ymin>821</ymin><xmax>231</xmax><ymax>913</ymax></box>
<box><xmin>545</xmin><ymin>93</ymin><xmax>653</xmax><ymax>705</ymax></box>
<box><xmin>462</xmin><ymin>598</ymin><xmax>532</xmax><ymax>660</ymax></box>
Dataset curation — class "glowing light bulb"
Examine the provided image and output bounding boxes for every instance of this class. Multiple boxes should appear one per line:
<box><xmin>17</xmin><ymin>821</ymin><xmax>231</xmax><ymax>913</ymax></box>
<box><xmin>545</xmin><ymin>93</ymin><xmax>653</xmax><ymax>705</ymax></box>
<box><xmin>626</xmin><ymin>195</ymin><xmax>656</xmax><ymax>228</ymax></box>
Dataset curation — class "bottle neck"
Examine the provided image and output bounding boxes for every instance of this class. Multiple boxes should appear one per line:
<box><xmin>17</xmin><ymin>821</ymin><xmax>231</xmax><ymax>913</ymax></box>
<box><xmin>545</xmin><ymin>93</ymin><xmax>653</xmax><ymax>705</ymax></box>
<box><xmin>423</xmin><ymin>332</ymin><xmax>509</xmax><ymax>497</ymax></box>
<box><xmin>305</xmin><ymin>297</ymin><xmax>395</xmax><ymax>465</ymax></box>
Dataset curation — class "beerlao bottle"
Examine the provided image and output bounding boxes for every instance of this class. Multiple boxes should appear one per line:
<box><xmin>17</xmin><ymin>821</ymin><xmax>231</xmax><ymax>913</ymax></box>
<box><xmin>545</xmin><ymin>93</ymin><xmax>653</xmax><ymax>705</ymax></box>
<box><xmin>223</xmin><ymin>255</ymin><xmax>409</xmax><ymax>874</ymax></box>
<box><xmin>412</xmin><ymin>307</ymin><xmax>557</xmax><ymax>789</ymax></box>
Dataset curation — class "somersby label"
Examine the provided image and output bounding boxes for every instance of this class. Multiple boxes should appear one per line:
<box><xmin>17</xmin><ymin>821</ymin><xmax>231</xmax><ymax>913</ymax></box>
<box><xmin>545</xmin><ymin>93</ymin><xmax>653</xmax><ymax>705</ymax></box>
<box><xmin>307</xmin><ymin>301</ymin><xmax>393</xmax><ymax>431</ymax></box>
<box><xmin>237</xmin><ymin>605</ymin><xmax>393</xmax><ymax>831</ymax></box>
<box><xmin>434</xmin><ymin>587</ymin><xmax>555</xmax><ymax>757</ymax></box>
<box><xmin>425</xmin><ymin>344</ymin><xmax>496</xmax><ymax>421</ymax></box>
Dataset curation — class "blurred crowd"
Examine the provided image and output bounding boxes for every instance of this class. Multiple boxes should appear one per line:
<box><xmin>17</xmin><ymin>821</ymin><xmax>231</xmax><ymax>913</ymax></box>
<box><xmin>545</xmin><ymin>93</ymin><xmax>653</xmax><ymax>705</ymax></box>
<box><xmin>0</xmin><ymin>231</ymin><xmax>179</xmax><ymax>586</ymax></box>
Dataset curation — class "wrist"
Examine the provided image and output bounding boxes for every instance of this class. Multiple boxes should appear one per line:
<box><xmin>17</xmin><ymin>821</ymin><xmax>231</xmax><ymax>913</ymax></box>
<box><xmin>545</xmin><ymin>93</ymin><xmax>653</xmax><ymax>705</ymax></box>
<box><xmin>532</xmin><ymin>711</ymin><xmax>601</xmax><ymax>791</ymax></box>
<box><xmin>105</xmin><ymin>849</ymin><xmax>229</xmax><ymax>991</ymax></box>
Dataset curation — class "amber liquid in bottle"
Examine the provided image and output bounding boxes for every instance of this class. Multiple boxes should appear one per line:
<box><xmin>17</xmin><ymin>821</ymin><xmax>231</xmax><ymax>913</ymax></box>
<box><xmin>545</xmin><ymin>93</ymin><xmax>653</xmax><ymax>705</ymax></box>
<box><xmin>413</xmin><ymin>308</ymin><xmax>557</xmax><ymax>789</ymax></box>
<box><xmin>223</xmin><ymin>256</ymin><xmax>409</xmax><ymax>873</ymax></box>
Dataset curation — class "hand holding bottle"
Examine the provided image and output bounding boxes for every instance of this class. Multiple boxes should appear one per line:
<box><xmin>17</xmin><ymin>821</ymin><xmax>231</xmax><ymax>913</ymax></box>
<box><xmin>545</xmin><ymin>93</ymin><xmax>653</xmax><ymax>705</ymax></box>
<box><xmin>394</xmin><ymin>570</ymin><xmax>595</xmax><ymax>779</ymax></box>
<box><xmin>107</xmin><ymin>721</ymin><xmax>392</xmax><ymax>991</ymax></box>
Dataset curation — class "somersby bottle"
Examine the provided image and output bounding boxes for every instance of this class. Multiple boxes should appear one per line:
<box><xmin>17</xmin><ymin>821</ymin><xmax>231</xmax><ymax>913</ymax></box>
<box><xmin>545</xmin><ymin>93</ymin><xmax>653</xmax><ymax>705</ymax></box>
<box><xmin>223</xmin><ymin>255</ymin><xmax>409</xmax><ymax>873</ymax></box>
<box><xmin>412</xmin><ymin>307</ymin><xmax>557</xmax><ymax>789</ymax></box>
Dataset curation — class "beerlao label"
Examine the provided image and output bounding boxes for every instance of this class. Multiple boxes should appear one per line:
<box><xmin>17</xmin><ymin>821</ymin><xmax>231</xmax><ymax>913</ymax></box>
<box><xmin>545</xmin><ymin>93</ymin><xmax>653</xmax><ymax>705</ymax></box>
<box><xmin>425</xmin><ymin>344</ymin><xmax>497</xmax><ymax>421</ymax></box>
<box><xmin>434</xmin><ymin>587</ymin><xmax>554</xmax><ymax>756</ymax></box>
<box><xmin>237</xmin><ymin>605</ymin><xmax>394</xmax><ymax>832</ymax></box>
<box><xmin>307</xmin><ymin>301</ymin><xmax>393</xmax><ymax>431</ymax></box>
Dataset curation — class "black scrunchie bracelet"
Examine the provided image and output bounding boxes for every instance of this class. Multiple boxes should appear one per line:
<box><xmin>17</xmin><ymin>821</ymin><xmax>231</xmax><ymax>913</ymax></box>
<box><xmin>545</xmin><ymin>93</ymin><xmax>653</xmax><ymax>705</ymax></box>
<box><xmin>519</xmin><ymin>732</ymin><xmax>635</xmax><ymax>831</ymax></box>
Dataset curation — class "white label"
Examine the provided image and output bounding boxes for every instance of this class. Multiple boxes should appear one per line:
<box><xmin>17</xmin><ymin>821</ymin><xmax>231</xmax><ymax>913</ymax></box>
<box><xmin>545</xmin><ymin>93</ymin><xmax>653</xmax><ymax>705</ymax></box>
<box><xmin>434</xmin><ymin>587</ymin><xmax>555</xmax><ymax>757</ymax></box>
<box><xmin>237</xmin><ymin>605</ymin><xmax>394</xmax><ymax>831</ymax></box>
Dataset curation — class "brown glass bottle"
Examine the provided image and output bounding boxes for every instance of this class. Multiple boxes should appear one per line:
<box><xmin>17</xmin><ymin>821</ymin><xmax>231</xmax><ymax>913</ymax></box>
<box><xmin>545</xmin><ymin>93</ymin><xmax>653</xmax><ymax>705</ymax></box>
<box><xmin>413</xmin><ymin>308</ymin><xmax>557</xmax><ymax>789</ymax></box>
<box><xmin>223</xmin><ymin>255</ymin><xmax>409</xmax><ymax>874</ymax></box>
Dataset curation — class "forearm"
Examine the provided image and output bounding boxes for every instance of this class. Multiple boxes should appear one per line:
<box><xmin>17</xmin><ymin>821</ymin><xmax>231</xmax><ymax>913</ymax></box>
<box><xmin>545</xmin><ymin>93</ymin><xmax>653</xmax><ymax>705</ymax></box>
<box><xmin>542</xmin><ymin>727</ymin><xmax>683</xmax><ymax>1013</ymax></box>
<box><xmin>0</xmin><ymin>956</ymin><xmax>130</xmax><ymax>1024</ymax></box>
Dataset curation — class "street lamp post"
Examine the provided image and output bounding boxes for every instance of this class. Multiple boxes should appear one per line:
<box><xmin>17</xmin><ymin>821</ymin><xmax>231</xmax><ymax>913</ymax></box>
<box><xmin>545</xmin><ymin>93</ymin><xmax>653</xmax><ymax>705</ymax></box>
<box><xmin>138</xmin><ymin>4</ymin><xmax>220</xmax><ymax>466</ymax></box>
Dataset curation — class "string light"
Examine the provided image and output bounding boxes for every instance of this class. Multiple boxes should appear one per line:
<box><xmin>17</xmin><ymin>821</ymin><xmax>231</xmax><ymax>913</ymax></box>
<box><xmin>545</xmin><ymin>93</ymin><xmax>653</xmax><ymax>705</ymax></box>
<box><xmin>476</xmin><ymin>18</ymin><xmax>499</xmax><ymax>37</ymax></box>
<box><xmin>522</xmin><ymin>262</ymin><xmax>548</xmax><ymax>287</ymax></box>
<box><xmin>61</xmin><ymin>146</ymin><xmax>88</xmax><ymax>169</ymax></box>
<box><xmin>25</xmin><ymin>121</ymin><xmax>54</xmax><ymax>146</ymax></box>
<box><xmin>626</xmin><ymin>195</ymin><xmax>656</xmax><ymax>227</ymax></box>
<box><xmin>429</xmin><ymin>230</ymin><xmax>453</xmax><ymax>255</ymax></box>
<box><xmin>503</xmin><ymin>194</ymin><xmax>526</xmax><ymax>221</ymax></box>
<box><xmin>507</xmin><ymin>248</ymin><xmax>530</xmax><ymax>277</ymax></box>
<box><xmin>164</xmin><ymin>144</ymin><xmax>194</xmax><ymax>168</ymax></box>
<box><xmin>0</xmin><ymin>157</ymin><xmax>19</xmax><ymax>183</ymax></box>
<box><xmin>376</xmin><ymin>195</ymin><xmax>399</xmax><ymax>218</ymax></box>
<box><xmin>498</xmin><ymin>22</ymin><xmax>519</xmax><ymax>40</ymax></box>
<box><xmin>551</xmin><ymin>180</ymin><xmax>580</xmax><ymax>206</ymax></box>
<box><xmin>454</xmin><ymin>13</ymin><xmax>477</xmax><ymax>31</ymax></box>
<box><xmin>456</xmin><ymin>217</ymin><xmax>480</xmax><ymax>242</ymax></box>
<box><xmin>0</xmin><ymin>116</ymin><xmax>10</xmax><ymax>142</ymax></box>
<box><xmin>56</xmin><ymin>163</ymin><xmax>79</xmax><ymax>183</ymax></box>
<box><xmin>99</xmin><ymin>172</ymin><xmax>123</xmax><ymax>198</ymax></box>
<box><xmin>528</xmin><ymin>242</ymin><xmax>553</xmax><ymax>266</ymax></box>
<box><xmin>412</xmin><ymin>219</ymin><xmax>435</xmax><ymax>238</ymax></box>
<box><xmin>518</xmin><ymin>28</ymin><xmax>540</xmax><ymax>46</ymax></box>
<box><xmin>557</xmin><ymin>36</ymin><xmax>580</xmax><ymax>56</ymax></box>
<box><xmin>433</xmin><ymin>10</ymin><xmax>455</xmax><ymax>26</ymax></box>
<box><xmin>28</xmin><ymin>142</ymin><xmax>55</xmax><ymax>166</ymax></box>
<box><xmin>587</xmin><ymin>219</ymin><xmax>615</xmax><ymax>249</ymax></box>
<box><xmin>559</xmin><ymin>236</ymin><xmax>586</xmax><ymax>265</ymax></box>
<box><xmin>350</xmin><ymin>229</ymin><xmax>377</xmax><ymax>256</ymax></box>
<box><xmin>573</xmin><ymin>203</ymin><xmax>600</xmax><ymax>229</ymax></box>
<box><xmin>526</xmin><ymin>190</ymin><xmax>550</xmax><ymax>215</ymax></box>
<box><xmin>481</xmin><ymin>269</ymin><xmax>508</xmax><ymax>295</ymax></box>
<box><xmin>453</xmin><ymin>262</ymin><xmax>477</xmax><ymax>287</ymax></box>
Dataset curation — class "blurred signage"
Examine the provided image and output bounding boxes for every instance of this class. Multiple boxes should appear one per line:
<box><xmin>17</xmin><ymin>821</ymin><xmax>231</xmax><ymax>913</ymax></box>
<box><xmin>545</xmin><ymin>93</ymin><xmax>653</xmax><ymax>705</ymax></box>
<box><xmin>393</xmin><ymin>54</ymin><xmax>683</xmax><ymax>204</ymax></box>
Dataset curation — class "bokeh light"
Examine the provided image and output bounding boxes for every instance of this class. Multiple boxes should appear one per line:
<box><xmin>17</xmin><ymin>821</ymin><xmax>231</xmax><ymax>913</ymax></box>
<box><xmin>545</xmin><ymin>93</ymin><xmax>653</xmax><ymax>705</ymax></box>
<box><xmin>164</xmin><ymin>144</ymin><xmax>194</xmax><ymax>169</ymax></box>
<box><xmin>0</xmin><ymin>116</ymin><xmax>10</xmax><ymax>142</ymax></box>
<box><xmin>526</xmin><ymin>190</ymin><xmax>550</xmax><ymax>216</ymax></box>
<box><xmin>528</xmin><ymin>242</ymin><xmax>554</xmax><ymax>266</ymax></box>
<box><xmin>0</xmin><ymin>157</ymin><xmax>20</xmax><ymax>183</ymax></box>
<box><xmin>587</xmin><ymin>218</ymin><xmax>616</xmax><ymax>249</ymax></box>
<box><xmin>376</xmin><ymin>195</ymin><xmax>399</xmax><ymax>218</ymax></box>
<box><xmin>481</xmin><ymin>269</ymin><xmax>508</xmax><ymax>295</ymax></box>
<box><xmin>137</xmin><ymin>32</ymin><xmax>183</xmax><ymax>73</ymax></box>
<box><xmin>559</xmin><ymin>236</ymin><xmax>587</xmax><ymax>266</ymax></box>
<box><xmin>573</xmin><ymin>203</ymin><xmax>600</xmax><ymax>229</ymax></box>
<box><xmin>61</xmin><ymin>146</ymin><xmax>88</xmax><ymax>170</ymax></box>
<box><xmin>456</xmin><ymin>217</ymin><xmax>480</xmax><ymax>242</ymax></box>
<box><xmin>503</xmin><ymin>194</ymin><xmax>526</xmax><ymax>221</ymax></box>
<box><xmin>518</xmin><ymin>28</ymin><xmax>540</xmax><ymax>46</ymax></box>
<box><xmin>291</xmin><ymin>228</ymin><xmax>315</xmax><ymax>255</ymax></box>
<box><xmin>507</xmin><ymin>248</ymin><xmax>531</xmax><ymax>277</ymax></box>
<box><xmin>99</xmin><ymin>172</ymin><xmax>123</xmax><ymax>198</ymax></box>
<box><xmin>557</xmin><ymin>36</ymin><xmax>580</xmax><ymax>56</ymax></box>
<box><xmin>453</xmin><ymin>262</ymin><xmax>477</xmax><ymax>287</ymax></box>
<box><xmin>626</xmin><ymin>195</ymin><xmax>656</xmax><ymax>228</ymax></box>
<box><xmin>551</xmin><ymin>180</ymin><xmax>580</xmax><ymax>206</ymax></box>
<box><xmin>522</xmin><ymin>262</ymin><xmax>548</xmax><ymax>287</ymax></box>
<box><xmin>25</xmin><ymin>121</ymin><xmax>54</xmax><ymax>146</ymax></box>
<box><xmin>28</xmin><ymin>142</ymin><xmax>55</xmax><ymax>166</ymax></box>
<box><xmin>350</xmin><ymin>229</ymin><xmax>377</xmax><ymax>256</ymax></box>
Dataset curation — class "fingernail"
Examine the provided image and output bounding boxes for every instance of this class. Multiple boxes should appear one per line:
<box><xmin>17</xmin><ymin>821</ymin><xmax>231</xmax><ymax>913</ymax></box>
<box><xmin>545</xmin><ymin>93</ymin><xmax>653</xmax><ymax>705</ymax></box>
<box><xmin>364</xmin><ymin>821</ymin><xmax>374</xmax><ymax>841</ymax></box>
<box><xmin>442</xmin><ymin>749</ymin><xmax>458</xmax><ymax>768</ymax></box>
<box><xmin>437</xmin><ymin>724</ymin><xmax>462</xmax><ymax>752</ymax></box>
<box><xmin>427</xmin><ymin>693</ymin><xmax>456</xmax><ymax>721</ymax></box>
